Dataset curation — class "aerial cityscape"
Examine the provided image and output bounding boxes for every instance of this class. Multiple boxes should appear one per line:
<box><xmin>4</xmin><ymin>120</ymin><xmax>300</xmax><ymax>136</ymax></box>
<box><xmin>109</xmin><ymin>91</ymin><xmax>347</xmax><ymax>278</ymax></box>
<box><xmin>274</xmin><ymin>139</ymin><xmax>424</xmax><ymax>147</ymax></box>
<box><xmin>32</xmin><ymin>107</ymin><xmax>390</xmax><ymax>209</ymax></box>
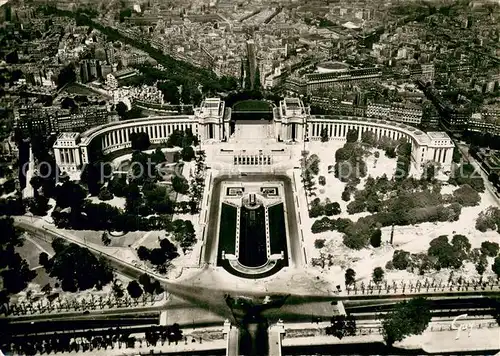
<box><xmin>0</xmin><ymin>0</ymin><xmax>499</xmax><ymax>355</ymax></box>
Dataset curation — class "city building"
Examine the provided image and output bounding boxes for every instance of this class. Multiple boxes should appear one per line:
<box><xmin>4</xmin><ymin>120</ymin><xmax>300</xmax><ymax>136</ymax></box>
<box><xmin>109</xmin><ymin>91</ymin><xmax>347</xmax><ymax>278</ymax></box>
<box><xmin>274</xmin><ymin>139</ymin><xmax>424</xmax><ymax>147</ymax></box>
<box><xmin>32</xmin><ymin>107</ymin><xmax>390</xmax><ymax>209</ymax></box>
<box><xmin>420</xmin><ymin>64</ymin><xmax>435</xmax><ymax>83</ymax></box>
<box><xmin>285</xmin><ymin>67</ymin><xmax>383</xmax><ymax>95</ymax></box>
<box><xmin>106</xmin><ymin>68</ymin><xmax>140</xmax><ymax>89</ymax></box>
<box><xmin>53</xmin><ymin>133</ymin><xmax>82</xmax><ymax>173</ymax></box>
<box><xmin>14</xmin><ymin>105</ymin><xmax>113</xmax><ymax>136</ymax></box>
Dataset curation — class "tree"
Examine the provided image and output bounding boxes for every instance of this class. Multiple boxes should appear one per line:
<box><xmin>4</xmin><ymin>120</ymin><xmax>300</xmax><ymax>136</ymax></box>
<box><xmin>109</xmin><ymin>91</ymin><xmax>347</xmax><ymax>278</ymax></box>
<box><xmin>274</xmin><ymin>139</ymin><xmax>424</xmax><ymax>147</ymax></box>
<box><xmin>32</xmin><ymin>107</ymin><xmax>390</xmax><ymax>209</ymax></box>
<box><xmin>392</xmin><ymin>250</ymin><xmax>410</xmax><ymax>270</ymax></box>
<box><xmin>314</xmin><ymin>239</ymin><xmax>326</xmax><ymax>249</ymax></box>
<box><xmin>346</xmin><ymin>129</ymin><xmax>358</xmax><ymax>143</ymax></box>
<box><xmin>139</xmin><ymin>273</ymin><xmax>152</xmax><ymax>287</ymax></box>
<box><xmin>449</xmin><ymin>164</ymin><xmax>485</xmax><ymax>193</ymax></box>
<box><xmin>125</xmin><ymin>183</ymin><xmax>143</xmax><ymax>214</ymax></box>
<box><xmin>46</xmin><ymin>242</ymin><xmax>113</xmax><ymax>291</ymax></box>
<box><xmin>493</xmin><ymin>257</ymin><xmax>500</xmax><ymax>278</ymax></box>
<box><xmin>0</xmin><ymin>217</ymin><xmax>36</xmax><ymax>297</ymax></box>
<box><xmin>476</xmin><ymin>255</ymin><xmax>487</xmax><ymax>275</ymax></box>
<box><xmin>452</xmin><ymin>184</ymin><xmax>480</xmax><ymax>207</ymax></box>
<box><xmin>101</xmin><ymin>232</ymin><xmax>111</xmax><ymax>246</ymax></box>
<box><xmin>137</xmin><ymin>246</ymin><xmax>150</xmax><ymax>261</ymax></box>
<box><xmin>320</xmin><ymin>128</ymin><xmax>329</xmax><ymax>142</ymax></box>
<box><xmin>29</xmin><ymin>195</ymin><xmax>51</xmax><ymax>216</ymax></box>
<box><xmin>481</xmin><ymin>241</ymin><xmax>499</xmax><ymax>257</ymax></box>
<box><xmin>181</xmin><ymin>146</ymin><xmax>195</xmax><ymax>161</ymax></box>
<box><xmin>372</xmin><ymin>267</ymin><xmax>384</xmax><ymax>283</ymax></box>
<box><xmin>98</xmin><ymin>188</ymin><xmax>113</xmax><ymax>201</ymax></box>
<box><xmin>370</xmin><ymin>229</ymin><xmax>382</xmax><ymax>248</ymax></box>
<box><xmin>171</xmin><ymin>175</ymin><xmax>189</xmax><ymax>194</ymax></box>
<box><xmin>54</xmin><ymin>182</ymin><xmax>87</xmax><ymax>210</ymax></box>
<box><xmin>108</xmin><ymin>175</ymin><xmax>128</xmax><ymax>197</ymax></box>
<box><xmin>343</xmin><ymin>219</ymin><xmax>373</xmax><ymax>250</ymax></box>
<box><xmin>345</xmin><ymin>268</ymin><xmax>356</xmax><ymax>286</ymax></box>
<box><xmin>112</xmin><ymin>281</ymin><xmax>124</xmax><ymax>298</ymax></box>
<box><xmin>150</xmin><ymin>148</ymin><xmax>166</xmax><ymax>165</ymax></box>
<box><xmin>115</xmin><ymin>101</ymin><xmax>128</xmax><ymax>118</ymax></box>
<box><xmin>361</xmin><ymin>131</ymin><xmax>377</xmax><ymax>146</ymax></box>
<box><xmin>325</xmin><ymin>202</ymin><xmax>341</xmax><ymax>216</ymax></box>
<box><xmin>179</xmin><ymin>232</ymin><xmax>196</xmax><ymax>252</ymax></box>
<box><xmin>130</xmin><ymin>132</ymin><xmax>150</xmax><ymax>151</ymax></box>
<box><xmin>160</xmin><ymin>238</ymin><xmax>179</xmax><ymax>260</ymax></box>
<box><xmin>382</xmin><ymin>297</ymin><xmax>431</xmax><ymax>346</ymax></box>
<box><xmin>39</xmin><ymin>252</ymin><xmax>49</xmax><ymax>267</ymax></box>
<box><xmin>489</xmin><ymin>172</ymin><xmax>499</xmax><ymax>187</ymax></box>
<box><xmin>428</xmin><ymin>235</ymin><xmax>463</xmax><ymax>269</ymax></box>
<box><xmin>167</xmin><ymin>219</ymin><xmax>197</xmax><ymax>252</ymax></box>
<box><xmin>325</xmin><ymin>314</ymin><xmax>357</xmax><ymax>339</ymax></box>
<box><xmin>1</xmin><ymin>258</ymin><xmax>36</xmax><ymax>294</ymax></box>
<box><xmin>57</xmin><ymin>64</ymin><xmax>76</xmax><ymax>88</ymax></box>
<box><xmin>452</xmin><ymin>146</ymin><xmax>462</xmax><ymax>163</ymax></box>
<box><xmin>80</xmin><ymin>162</ymin><xmax>105</xmax><ymax>196</ymax></box>
<box><xmin>423</xmin><ymin>163</ymin><xmax>436</xmax><ymax>182</ymax></box>
<box><xmin>61</xmin><ymin>97</ymin><xmax>77</xmax><ymax>110</ymax></box>
<box><xmin>149</xmin><ymin>248</ymin><xmax>167</xmax><ymax>265</ymax></box>
<box><xmin>41</xmin><ymin>283</ymin><xmax>52</xmax><ymax>294</ymax></box>
<box><xmin>127</xmin><ymin>280</ymin><xmax>143</xmax><ymax>298</ymax></box>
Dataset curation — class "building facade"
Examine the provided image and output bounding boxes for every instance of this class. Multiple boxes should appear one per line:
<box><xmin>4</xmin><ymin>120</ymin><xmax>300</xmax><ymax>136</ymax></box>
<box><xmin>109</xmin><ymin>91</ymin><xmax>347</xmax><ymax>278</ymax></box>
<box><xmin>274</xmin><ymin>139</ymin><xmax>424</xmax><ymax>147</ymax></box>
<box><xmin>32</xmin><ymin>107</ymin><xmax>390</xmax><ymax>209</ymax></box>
<box><xmin>367</xmin><ymin>102</ymin><xmax>423</xmax><ymax>125</ymax></box>
<box><xmin>54</xmin><ymin>98</ymin><xmax>454</xmax><ymax>176</ymax></box>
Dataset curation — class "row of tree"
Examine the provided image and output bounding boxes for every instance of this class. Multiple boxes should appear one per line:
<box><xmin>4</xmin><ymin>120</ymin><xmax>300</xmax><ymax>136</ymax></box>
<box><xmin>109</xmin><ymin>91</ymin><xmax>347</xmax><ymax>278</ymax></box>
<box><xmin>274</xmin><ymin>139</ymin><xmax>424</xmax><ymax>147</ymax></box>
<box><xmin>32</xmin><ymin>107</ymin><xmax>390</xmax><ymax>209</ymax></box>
<box><xmin>39</xmin><ymin>237</ymin><xmax>113</xmax><ymax>292</ymax></box>
<box><xmin>301</xmin><ymin>152</ymin><xmax>320</xmax><ymax>199</ymax></box>
<box><xmin>324</xmin><ymin>295</ymin><xmax>433</xmax><ymax>347</ymax></box>
<box><xmin>387</xmin><ymin>238</ymin><xmax>500</xmax><ymax>277</ymax></box>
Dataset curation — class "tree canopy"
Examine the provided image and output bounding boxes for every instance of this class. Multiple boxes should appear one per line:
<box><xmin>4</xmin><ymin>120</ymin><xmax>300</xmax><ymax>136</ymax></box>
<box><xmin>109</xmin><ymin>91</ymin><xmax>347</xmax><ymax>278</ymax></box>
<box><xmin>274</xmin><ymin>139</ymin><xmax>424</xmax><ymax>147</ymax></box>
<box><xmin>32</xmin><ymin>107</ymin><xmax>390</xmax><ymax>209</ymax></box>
<box><xmin>45</xmin><ymin>239</ymin><xmax>113</xmax><ymax>292</ymax></box>
<box><xmin>382</xmin><ymin>297</ymin><xmax>432</xmax><ymax>345</ymax></box>
<box><xmin>0</xmin><ymin>217</ymin><xmax>36</xmax><ymax>298</ymax></box>
<box><xmin>325</xmin><ymin>314</ymin><xmax>357</xmax><ymax>339</ymax></box>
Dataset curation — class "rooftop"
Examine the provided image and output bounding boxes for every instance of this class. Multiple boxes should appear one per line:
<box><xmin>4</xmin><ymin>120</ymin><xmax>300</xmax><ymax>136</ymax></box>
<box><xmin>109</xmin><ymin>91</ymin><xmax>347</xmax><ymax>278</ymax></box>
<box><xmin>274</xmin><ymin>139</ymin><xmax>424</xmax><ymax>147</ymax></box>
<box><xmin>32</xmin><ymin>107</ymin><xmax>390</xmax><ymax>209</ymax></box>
<box><xmin>57</xmin><ymin>132</ymin><xmax>80</xmax><ymax>140</ymax></box>
<box><xmin>427</xmin><ymin>132</ymin><xmax>451</xmax><ymax>140</ymax></box>
<box><xmin>110</xmin><ymin>68</ymin><xmax>138</xmax><ymax>78</ymax></box>
<box><xmin>317</xmin><ymin>61</ymin><xmax>349</xmax><ymax>70</ymax></box>
<box><xmin>284</xmin><ymin>98</ymin><xmax>301</xmax><ymax>108</ymax></box>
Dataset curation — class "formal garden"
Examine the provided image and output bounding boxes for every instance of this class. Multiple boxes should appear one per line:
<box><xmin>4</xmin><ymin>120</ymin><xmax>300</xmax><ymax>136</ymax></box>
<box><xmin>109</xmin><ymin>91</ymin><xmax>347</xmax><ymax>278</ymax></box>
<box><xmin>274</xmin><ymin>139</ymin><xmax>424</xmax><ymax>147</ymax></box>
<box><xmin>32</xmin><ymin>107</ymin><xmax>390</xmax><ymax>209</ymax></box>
<box><xmin>299</xmin><ymin>129</ymin><xmax>500</xmax><ymax>286</ymax></box>
<box><xmin>0</xmin><ymin>128</ymin><xmax>209</xmax><ymax>312</ymax></box>
<box><xmin>216</xmin><ymin>185</ymin><xmax>289</xmax><ymax>275</ymax></box>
